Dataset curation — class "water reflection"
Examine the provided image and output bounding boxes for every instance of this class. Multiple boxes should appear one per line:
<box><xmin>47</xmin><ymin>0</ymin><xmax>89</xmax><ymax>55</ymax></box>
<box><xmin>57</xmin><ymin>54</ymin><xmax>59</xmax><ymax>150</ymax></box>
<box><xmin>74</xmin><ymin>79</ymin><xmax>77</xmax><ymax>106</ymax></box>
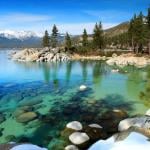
<box><xmin>80</xmin><ymin>61</ymin><xmax>88</xmax><ymax>82</ymax></box>
<box><xmin>41</xmin><ymin>63</ymin><xmax>50</xmax><ymax>83</ymax></box>
<box><xmin>14</xmin><ymin>61</ymin><xmax>111</xmax><ymax>86</ymax></box>
<box><xmin>139</xmin><ymin>68</ymin><xmax>150</xmax><ymax>107</ymax></box>
<box><xmin>65</xmin><ymin>61</ymin><xmax>73</xmax><ymax>83</ymax></box>
<box><xmin>92</xmin><ymin>61</ymin><xmax>109</xmax><ymax>87</ymax></box>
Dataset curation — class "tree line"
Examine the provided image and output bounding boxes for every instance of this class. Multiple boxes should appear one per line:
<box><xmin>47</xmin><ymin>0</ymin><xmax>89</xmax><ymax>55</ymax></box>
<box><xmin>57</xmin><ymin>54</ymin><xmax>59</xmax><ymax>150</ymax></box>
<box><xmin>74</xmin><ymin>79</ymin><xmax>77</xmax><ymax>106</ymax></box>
<box><xmin>43</xmin><ymin>7</ymin><xmax>150</xmax><ymax>55</ymax></box>
<box><xmin>42</xmin><ymin>22</ymin><xmax>104</xmax><ymax>54</ymax></box>
<box><xmin>106</xmin><ymin>8</ymin><xmax>150</xmax><ymax>54</ymax></box>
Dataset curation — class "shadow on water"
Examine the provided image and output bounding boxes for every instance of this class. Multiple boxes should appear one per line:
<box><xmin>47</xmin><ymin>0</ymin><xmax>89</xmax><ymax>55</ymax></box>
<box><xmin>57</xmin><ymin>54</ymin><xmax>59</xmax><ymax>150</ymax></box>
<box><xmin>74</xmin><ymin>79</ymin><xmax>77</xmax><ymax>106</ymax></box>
<box><xmin>15</xmin><ymin>90</ymin><xmax>134</xmax><ymax>148</ymax></box>
<box><xmin>139</xmin><ymin>67</ymin><xmax>150</xmax><ymax>107</ymax></box>
<box><xmin>14</xmin><ymin>60</ymin><xmax>111</xmax><ymax>85</ymax></box>
<box><xmin>92</xmin><ymin>61</ymin><xmax>110</xmax><ymax>88</ymax></box>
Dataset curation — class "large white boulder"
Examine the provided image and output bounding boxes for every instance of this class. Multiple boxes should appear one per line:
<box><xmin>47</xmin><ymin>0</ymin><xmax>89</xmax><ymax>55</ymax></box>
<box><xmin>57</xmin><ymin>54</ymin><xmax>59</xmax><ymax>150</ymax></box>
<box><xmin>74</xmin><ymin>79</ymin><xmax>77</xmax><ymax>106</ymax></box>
<box><xmin>89</xmin><ymin>132</ymin><xmax>150</xmax><ymax>150</ymax></box>
<box><xmin>66</xmin><ymin>121</ymin><xmax>83</xmax><ymax>131</ymax></box>
<box><xmin>10</xmin><ymin>144</ymin><xmax>47</xmax><ymax>150</ymax></box>
<box><xmin>65</xmin><ymin>145</ymin><xmax>79</xmax><ymax>150</ymax></box>
<box><xmin>69</xmin><ymin>132</ymin><xmax>90</xmax><ymax>145</ymax></box>
<box><xmin>118</xmin><ymin>116</ymin><xmax>150</xmax><ymax>131</ymax></box>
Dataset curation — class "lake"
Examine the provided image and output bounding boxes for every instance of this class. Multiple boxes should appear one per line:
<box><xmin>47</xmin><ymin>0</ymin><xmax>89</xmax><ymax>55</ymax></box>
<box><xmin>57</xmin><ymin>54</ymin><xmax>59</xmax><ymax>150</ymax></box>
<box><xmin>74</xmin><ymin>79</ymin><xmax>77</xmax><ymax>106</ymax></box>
<box><xmin>0</xmin><ymin>50</ymin><xmax>150</xmax><ymax>149</ymax></box>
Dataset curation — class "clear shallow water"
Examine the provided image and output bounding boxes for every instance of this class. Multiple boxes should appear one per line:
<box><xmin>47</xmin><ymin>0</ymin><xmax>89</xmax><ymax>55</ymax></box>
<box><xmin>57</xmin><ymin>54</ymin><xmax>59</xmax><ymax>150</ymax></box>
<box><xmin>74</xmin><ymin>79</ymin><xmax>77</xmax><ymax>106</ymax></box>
<box><xmin>0</xmin><ymin>50</ymin><xmax>150</xmax><ymax>149</ymax></box>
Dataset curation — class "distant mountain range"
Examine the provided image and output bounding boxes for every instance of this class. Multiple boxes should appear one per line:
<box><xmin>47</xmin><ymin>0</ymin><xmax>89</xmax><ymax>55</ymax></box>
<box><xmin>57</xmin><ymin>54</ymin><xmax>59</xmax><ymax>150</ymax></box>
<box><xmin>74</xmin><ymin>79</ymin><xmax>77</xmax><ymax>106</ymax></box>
<box><xmin>0</xmin><ymin>30</ymin><xmax>42</xmax><ymax>48</ymax></box>
<box><xmin>0</xmin><ymin>22</ymin><xmax>129</xmax><ymax>48</ymax></box>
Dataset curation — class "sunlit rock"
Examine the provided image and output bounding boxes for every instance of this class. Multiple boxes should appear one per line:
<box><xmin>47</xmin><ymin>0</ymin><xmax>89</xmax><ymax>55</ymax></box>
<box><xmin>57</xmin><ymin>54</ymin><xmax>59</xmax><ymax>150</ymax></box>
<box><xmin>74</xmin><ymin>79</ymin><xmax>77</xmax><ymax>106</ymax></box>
<box><xmin>112</xmin><ymin>53</ymin><xmax>117</xmax><ymax>58</ymax></box>
<box><xmin>65</xmin><ymin>145</ymin><xmax>79</xmax><ymax>150</ymax></box>
<box><xmin>66</xmin><ymin>121</ymin><xmax>83</xmax><ymax>131</ymax></box>
<box><xmin>106</xmin><ymin>54</ymin><xmax>150</xmax><ymax>68</ymax></box>
<box><xmin>11</xmin><ymin>48</ymin><xmax>71</xmax><ymax>62</ymax></box>
<box><xmin>88</xmin><ymin>124</ymin><xmax>102</xmax><ymax>129</ymax></box>
<box><xmin>69</xmin><ymin>132</ymin><xmax>90</xmax><ymax>145</ymax></box>
<box><xmin>118</xmin><ymin>116</ymin><xmax>150</xmax><ymax>131</ymax></box>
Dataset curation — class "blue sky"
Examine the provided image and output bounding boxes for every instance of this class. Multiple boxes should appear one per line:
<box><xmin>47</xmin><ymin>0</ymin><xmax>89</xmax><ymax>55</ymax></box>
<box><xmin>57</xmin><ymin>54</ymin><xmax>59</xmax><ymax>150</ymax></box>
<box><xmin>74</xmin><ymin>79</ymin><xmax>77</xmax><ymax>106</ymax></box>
<box><xmin>0</xmin><ymin>0</ymin><xmax>149</xmax><ymax>35</ymax></box>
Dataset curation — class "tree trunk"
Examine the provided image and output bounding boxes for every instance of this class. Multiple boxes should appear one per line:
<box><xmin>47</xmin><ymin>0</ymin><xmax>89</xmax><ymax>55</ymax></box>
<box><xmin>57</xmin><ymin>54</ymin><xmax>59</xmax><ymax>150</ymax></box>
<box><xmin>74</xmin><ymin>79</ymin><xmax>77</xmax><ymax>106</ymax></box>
<box><xmin>148</xmin><ymin>39</ymin><xmax>150</xmax><ymax>55</ymax></box>
<box><xmin>131</xmin><ymin>38</ymin><xmax>134</xmax><ymax>52</ymax></box>
<box><xmin>136</xmin><ymin>44</ymin><xmax>139</xmax><ymax>54</ymax></box>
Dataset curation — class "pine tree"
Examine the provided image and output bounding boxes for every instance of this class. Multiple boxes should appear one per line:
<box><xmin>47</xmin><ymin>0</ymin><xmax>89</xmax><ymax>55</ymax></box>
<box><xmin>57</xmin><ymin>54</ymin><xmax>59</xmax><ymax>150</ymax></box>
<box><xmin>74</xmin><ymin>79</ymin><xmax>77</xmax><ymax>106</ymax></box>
<box><xmin>135</xmin><ymin>12</ymin><xmax>145</xmax><ymax>53</ymax></box>
<box><xmin>42</xmin><ymin>30</ymin><xmax>50</xmax><ymax>47</ymax></box>
<box><xmin>129</xmin><ymin>13</ymin><xmax>145</xmax><ymax>53</ymax></box>
<box><xmin>51</xmin><ymin>24</ymin><xmax>58</xmax><ymax>48</ymax></box>
<box><xmin>82</xmin><ymin>29</ymin><xmax>88</xmax><ymax>47</ymax></box>
<box><xmin>128</xmin><ymin>17</ymin><xmax>135</xmax><ymax>51</ymax></box>
<box><xmin>65</xmin><ymin>32</ymin><xmax>72</xmax><ymax>50</ymax></box>
<box><xmin>93</xmin><ymin>22</ymin><xmax>104</xmax><ymax>49</ymax></box>
<box><xmin>147</xmin><ymin>8</ymin><xmax>150</xmax><ymax>54</ymax></box>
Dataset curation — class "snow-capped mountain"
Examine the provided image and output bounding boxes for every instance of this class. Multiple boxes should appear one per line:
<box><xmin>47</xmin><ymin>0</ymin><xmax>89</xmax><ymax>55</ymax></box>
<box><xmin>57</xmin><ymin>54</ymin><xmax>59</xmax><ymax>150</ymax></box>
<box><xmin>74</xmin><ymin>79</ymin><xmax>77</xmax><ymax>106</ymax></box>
<box><xmin>0</xmin><ymin>30</ymin><xmax>65</xmax><ymax>48</ymax></box>
<box><xmin>0</xmin><ymin>30</ymin><xmax>43</xmax><ymax>48</ymax></box>
<box><xmin>0</xmin><ymin>30</ymin><xmax>66</xmax><ymax>48</ymax></box>
<box><xmin>0</xmin><ymin>30</ymin><xmax>43</xmax><ymax>40</ymax></box>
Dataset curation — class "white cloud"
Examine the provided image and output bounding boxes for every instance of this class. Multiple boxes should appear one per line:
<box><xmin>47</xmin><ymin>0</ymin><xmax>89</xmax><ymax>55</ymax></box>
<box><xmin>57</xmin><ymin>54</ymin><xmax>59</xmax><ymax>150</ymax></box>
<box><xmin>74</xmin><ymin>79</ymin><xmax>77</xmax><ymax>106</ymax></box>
<box><xmin>0</xmin><ymin>13</ymin><xmax>118</xmax><ymax>35</ymax></box>
<box><xmin>0</xmin><ymin>13</ymin><xmax>52</xmax><ymax>24</ymax></box>
<box><xmin>0</xmin><ymin>22</ymin><xmax>118</xmax><ymax>35</ymax></box>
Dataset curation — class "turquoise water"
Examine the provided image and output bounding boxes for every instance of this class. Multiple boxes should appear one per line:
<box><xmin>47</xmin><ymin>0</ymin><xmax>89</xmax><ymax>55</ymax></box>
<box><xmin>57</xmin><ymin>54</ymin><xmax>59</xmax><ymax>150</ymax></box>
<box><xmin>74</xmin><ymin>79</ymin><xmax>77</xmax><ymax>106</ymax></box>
<box><xmin>0</xmin><ymin>50</ymin><xmax>150</xmax><ymax>149</ymax></box>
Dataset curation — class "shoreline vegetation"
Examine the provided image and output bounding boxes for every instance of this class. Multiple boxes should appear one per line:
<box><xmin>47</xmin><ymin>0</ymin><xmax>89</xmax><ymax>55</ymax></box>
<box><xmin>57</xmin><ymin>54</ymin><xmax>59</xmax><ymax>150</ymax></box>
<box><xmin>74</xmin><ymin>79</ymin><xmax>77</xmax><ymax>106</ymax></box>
<box><xmin>10</xmin><ymin>47</ymin><xmax>150</xmax><ymax>68</ymax></box>
<box><xmin>40</xmin><ymin>7</ymin><xmax>150</xmax><ymax>56</ymax></box>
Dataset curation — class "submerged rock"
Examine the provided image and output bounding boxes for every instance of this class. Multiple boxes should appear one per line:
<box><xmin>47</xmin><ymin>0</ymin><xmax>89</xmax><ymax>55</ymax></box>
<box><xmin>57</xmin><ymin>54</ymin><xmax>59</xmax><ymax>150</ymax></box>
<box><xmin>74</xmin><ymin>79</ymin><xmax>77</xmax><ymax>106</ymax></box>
<box><xmin>13</xmin><ymin>109</ymin><xmax>26</xmax><ymax>118</ymax></box>
<box><xmin>65</xmin><ymin>145</ymin><xmax>79</xmax><ymax>150</ymax></box>
<box><xmin>88</xmin><ymin>124</ymin><xmax>102</xmax><ymax>129</ymax></box>
<box><xmin>61</xmin><ymin>128</ymin><xmax>75</xmax><ymax>139</ymax></box>
<box><xmin>18</xmin><ymin>98</ymin><xmax>42</xmax><ymax>107</ymax></box>
<box><xmin>69</xmin><ymin>132</ymin><xmax>90</xmax><ymax>145</ymax></box>
<box><xmin>66</xmin><ymin>121</ymin><xmax>83</xmax><ymax>131</ymax></box>
<box><xmin>16</xmin><ymin>112</ymin><xmax>38</xmax><ymax>123</ymax></box>
<box><xmin>0</xmin><ymin>114</ymin><xmax>5</xmax><ymax>123</ymax></box>
<box><xmin>5</xmin><ymin>135</ymin><xmax>17</xmax><ymax>142</ymax></box>
<box><xmin>79</xmin><ymin>85</ymin><xmax>87</xmax><ymax>91</ymax></box>
<box><xmin>84</xmin><ymin>126</ymin><xmax>107</xmax><ymax>141</ymax></box>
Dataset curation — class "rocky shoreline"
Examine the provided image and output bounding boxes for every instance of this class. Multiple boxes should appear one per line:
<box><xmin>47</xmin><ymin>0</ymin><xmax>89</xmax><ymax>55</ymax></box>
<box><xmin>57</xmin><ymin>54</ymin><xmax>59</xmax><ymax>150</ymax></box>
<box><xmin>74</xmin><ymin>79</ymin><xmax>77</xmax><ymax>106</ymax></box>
<box><xmin>106</xmin><ymin>53</ymin><xmax>150</xmax><ymax>68</ymax></box>
<box><xmin>1</xmin><ymin>109</ymin><xmax>149</xmax><ymax>150</ymax></box>
<box><xmin>63</xmin><ymin>109</ymin><xmax>150</xmax><ymax>150</ymax></box>
<box><xmin>10</xmin><ymin>48</ymin><xmax>150</xmax><ymax>68</ymax></box>
<box><xmin>10</xmin><ymin>47</ymin><xmax>71</xmax><ymax>62</ymax></box>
